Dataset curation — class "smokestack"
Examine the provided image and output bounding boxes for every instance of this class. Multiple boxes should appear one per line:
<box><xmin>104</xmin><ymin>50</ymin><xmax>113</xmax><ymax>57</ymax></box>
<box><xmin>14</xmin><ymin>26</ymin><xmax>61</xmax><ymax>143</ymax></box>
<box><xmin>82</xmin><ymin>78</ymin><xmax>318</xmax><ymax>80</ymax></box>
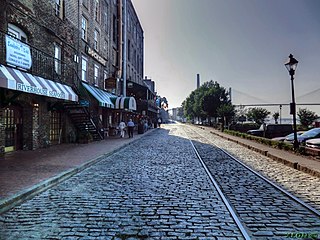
<box><xmin>197</xmin><ymin>74</ymin><xmax>200</xmax><ymax>89</ymax></box>
<box><xmin>229</xmin><ymin>87</ymin><xmax>232</xmax><ymax>102</ymax></box>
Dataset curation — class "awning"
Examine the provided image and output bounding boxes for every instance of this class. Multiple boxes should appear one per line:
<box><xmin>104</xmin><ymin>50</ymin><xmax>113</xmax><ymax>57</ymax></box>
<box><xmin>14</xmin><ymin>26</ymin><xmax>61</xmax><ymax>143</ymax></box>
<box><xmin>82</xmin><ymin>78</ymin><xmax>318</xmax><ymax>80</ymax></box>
<box><xmin>110</xmin><ymin>96</ymin><xmax>137</xmax><ymax>111</ymax></box>
<box><xmin>82</xmin><ymin>82</ymin><xmax>115</xmax><ymax>108</ymax></box>
<box><xmin>0</xmin><ymin>64</ymin><xmax>78</xmax><ymax>101</ymax></box>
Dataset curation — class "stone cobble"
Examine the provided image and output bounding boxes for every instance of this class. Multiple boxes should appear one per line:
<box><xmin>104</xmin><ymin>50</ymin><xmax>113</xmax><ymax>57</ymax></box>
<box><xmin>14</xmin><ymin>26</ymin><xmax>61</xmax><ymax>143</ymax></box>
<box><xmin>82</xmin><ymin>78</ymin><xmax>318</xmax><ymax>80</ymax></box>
<box><xmin>184</xmin><ymin>125</ymin><xmax>320</xmax><ymax>239</ymax></box>
<box><xmin>0</xmin><ymin>125</ymin><xmax>243</xmax><ymax>239</ymax></box>
<box><xmin>194</xmin><ymin>125</ymin><xmax>320</xmax><ymax>211</ymax></box>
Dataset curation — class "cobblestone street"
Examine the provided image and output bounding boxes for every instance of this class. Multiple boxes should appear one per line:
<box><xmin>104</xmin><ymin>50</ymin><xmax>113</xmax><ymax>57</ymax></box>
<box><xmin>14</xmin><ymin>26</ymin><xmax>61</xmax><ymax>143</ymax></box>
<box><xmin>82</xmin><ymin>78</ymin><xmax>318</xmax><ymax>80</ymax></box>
<box><xmin>0</xmin><ymin>125</ymin><xmax>243</xmax><ymax>240</ymax></box>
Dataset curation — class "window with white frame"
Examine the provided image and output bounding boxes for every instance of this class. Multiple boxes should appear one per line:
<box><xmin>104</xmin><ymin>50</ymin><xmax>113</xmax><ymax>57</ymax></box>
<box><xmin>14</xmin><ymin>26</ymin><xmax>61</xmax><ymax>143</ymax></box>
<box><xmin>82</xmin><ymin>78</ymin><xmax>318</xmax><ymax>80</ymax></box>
<box><xmin>94</xmin><ymin>0</ymin><xmax>100</xmax><ymax>22</ymax></box>
<box><xmin>81</xmin><ymin>16</ymin><xmax>88</xmax><ymax>41</ymax></box>
<box><xmin>81</xmin><ymin>56</ymin><xmax>88</xmax><ymax>81</ymax></box>
<box><xmin>94</xmin><ymin>30</ymin><xmax>99</xmax><ymax>51</ymax></box>
<box><xmin>94</xmin><ymin>64</ymin><xmax>99</xmax><ymax>86</ymax></box>
<box><xmin>55</xmin><ymin>0</ymin><xmax>64</xmax><ymax>19</ymax></box>
<box><xmin>8</xmin><ymin>24</ymin><xmax>28</xmax><ymax>43</ymax></box>
<box><xmin>103</xmin><ymin>70</ymin><xmax>108</xmax><ymax>90</ymax></box>
<box><xmin>54</xmin><ymin>44</ymin><xmax>61</xmax><ymax>75</ymax></box>
<box><xmin>104</xmin><ymin>11</ymin><xmax>108</xmax><ymax>33</ymax></box>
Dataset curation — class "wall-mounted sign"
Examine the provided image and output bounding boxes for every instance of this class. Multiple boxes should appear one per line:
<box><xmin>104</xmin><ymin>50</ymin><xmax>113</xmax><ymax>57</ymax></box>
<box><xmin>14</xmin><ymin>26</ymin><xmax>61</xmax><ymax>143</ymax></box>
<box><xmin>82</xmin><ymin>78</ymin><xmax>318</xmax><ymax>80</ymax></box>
<box><xmin>105</xmin><ymin>77</ymin><xmax>117</xmax><ymax>89</ymax></box>
<box><xmin>6</xmin><ymin>35</ymin><xmax>32</xmax><ymax>69</ymax></box>
<box><xmin>86</xmin><ymin>46</ymin><xmax>107</xmax><ymax>66</ymax></box>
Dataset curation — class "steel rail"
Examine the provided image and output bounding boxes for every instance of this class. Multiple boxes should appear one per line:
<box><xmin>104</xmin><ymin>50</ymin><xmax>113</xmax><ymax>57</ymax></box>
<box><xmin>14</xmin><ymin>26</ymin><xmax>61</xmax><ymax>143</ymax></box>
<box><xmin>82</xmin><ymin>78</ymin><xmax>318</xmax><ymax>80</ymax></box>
<box><xmin>185</xmin><ymin>130</ymin><xmax>252</xmax><ymax>240</ymax></box>
<box><xmin>192</xmin><ymin>126</ymin><xmax>320</xmax><ymax>218</ymax></box>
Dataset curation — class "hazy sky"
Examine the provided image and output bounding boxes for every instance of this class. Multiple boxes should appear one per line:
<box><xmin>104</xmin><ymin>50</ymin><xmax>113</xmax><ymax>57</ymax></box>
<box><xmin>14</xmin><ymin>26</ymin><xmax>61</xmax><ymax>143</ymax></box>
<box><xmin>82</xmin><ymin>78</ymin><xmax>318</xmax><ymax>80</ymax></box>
<box><xmin>132</xmin><ymin>0</ymin><xmax>320</xmax><ymax>116</ymax></box>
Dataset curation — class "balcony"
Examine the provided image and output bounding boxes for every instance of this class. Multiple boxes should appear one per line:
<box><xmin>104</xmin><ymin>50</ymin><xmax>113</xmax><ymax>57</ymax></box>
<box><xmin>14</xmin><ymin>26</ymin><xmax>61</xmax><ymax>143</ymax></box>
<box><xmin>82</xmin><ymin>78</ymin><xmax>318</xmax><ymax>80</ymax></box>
<box><xmin>136</xmin><ymin>99</ymin><xmax>159</xmax><ymax>114</ymax></box>
<box><xmin>0</xmin><ymin>30</ymin><xmax>77</xmax><ymax>88</ymax></box>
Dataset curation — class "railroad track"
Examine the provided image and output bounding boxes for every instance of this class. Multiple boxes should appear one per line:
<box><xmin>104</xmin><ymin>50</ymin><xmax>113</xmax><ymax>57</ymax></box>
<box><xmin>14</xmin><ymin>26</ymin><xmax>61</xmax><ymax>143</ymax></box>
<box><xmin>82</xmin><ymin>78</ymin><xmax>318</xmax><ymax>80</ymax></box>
<box><xmin>184</xmin><ymin>126</ymin><xmax>320</xmax><ymax>240</ymax></box>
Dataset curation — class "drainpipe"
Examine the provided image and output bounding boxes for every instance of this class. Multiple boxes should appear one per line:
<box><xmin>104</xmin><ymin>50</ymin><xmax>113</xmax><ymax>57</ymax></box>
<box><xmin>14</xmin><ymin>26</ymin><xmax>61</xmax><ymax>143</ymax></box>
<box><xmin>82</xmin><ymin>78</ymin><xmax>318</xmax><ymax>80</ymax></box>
<box><xmin>122</xmin><ymin>0</ymin><xmax>127</xmax><ymax>97</ymax></box>
<box><xmin>116</xmin><ymin>0</ymin><xmax>122</xmax><ymax>96</ymax></box>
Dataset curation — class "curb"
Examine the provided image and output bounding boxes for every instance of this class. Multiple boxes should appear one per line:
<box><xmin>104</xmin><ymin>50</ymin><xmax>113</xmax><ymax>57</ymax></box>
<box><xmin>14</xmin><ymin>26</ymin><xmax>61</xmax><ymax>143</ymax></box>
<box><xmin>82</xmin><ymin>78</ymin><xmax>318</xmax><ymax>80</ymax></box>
<box><xmin>0</xmin><ymin>129</ymin><xmax>157</xmax><ymax>214</ymax></box>
<box><xmin>209</xmin><ymin>130</ymin><xmax>320</xmax><ymax>178</ymax></box>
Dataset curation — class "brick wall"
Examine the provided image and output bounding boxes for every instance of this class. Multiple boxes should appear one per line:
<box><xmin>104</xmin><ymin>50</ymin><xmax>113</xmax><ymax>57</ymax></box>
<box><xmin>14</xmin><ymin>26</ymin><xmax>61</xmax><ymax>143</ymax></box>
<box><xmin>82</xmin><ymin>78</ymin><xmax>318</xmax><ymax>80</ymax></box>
<box><xmin>0</xmin><ymin>109</ymin><xmax>4</xmax><ymax>154</ymax></box>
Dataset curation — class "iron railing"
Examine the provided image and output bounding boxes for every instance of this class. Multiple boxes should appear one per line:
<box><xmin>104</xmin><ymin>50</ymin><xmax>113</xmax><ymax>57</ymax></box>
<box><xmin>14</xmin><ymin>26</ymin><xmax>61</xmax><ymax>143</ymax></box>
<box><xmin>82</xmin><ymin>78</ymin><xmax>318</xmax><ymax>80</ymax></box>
<box><xmin>0</xmin><ymin>30</ymin><xmax>77</xmax><ymax>88</ymax></box>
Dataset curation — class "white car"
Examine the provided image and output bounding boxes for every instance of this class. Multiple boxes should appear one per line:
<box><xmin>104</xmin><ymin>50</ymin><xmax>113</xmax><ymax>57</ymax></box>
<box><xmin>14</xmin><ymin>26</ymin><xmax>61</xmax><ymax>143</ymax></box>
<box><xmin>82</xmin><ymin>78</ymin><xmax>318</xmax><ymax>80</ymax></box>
<box><xmin>305</xmin><ymin>138</ymin><xmax>320</xmax><ymax>149</ymax></box>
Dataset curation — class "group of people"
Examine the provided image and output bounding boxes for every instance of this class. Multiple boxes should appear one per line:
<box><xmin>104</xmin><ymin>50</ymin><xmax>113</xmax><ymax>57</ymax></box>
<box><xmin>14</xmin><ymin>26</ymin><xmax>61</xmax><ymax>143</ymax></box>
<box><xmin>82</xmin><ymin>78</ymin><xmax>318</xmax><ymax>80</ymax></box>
<box><xmin>118</xmin><ymin>119</ymin><xmax>135</xmax><ymax>138</ymax></box>
<box><xmin>118</xmin><ymin>117</ymin><xmax>162</xmax><ymax>138</ymax></box>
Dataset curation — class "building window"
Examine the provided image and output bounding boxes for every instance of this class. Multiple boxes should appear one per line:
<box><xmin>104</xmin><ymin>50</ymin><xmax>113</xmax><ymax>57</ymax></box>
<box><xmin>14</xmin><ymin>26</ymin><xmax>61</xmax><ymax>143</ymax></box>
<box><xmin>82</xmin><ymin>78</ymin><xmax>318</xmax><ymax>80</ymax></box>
<box><xmin>103</xmin><ymin>70</ymin><xmax>108</xmax><ymax>90</ymax></box>
<box><xmin>128</xmin><ymin>40</ymin><xmax>131</xmax><ymax>62</ymax></box>
<box><xmin>55</xmin><ymin>0</ymin><xmax>64</xmax><ymax>19</ymax></box>
<box><xmin>112</xmin><ymin>14</ymin><xmax>117</xmax><ymax>43</ymax></box>
<box><xmin>8</xmin><ymin>24</ymin><xmax>28</xmax><ymax>43</ymax></box>
<box><xmin>81</xmin><ymin>16</ymin><xmax>88</xmax><ymax>41</ymax></box>
<box><xmin>94</xmin><ymin>0</ymin><xmax>100</xmax><ymax>22</ymax></box>
<box><xmin>50</xmin><ymin>111</ymin><xmax>61</xmax><ymax>145</ymax></box>
<box><xmin>94</xmin><ymin>30</ymin><xmax>99</xmax><ymax>51</ymax></box>
<box><xmin>54</xmin><ymin>44</ymin><xmax>61</xmax><ymax>75</ymax></box>
<box><xmin>81</xmin><ymin>56</ymin><xmax>88</xmax><ymax>81</ymax></box>
<box><xmin>94</xmin><ymin>64</ymin><xmax>99</xmax><ymax>86</ymax></box>
<box><xmin>104</xmin><ymin>12</ymin><xmax>108</xmax><ymax>33</ymax></box>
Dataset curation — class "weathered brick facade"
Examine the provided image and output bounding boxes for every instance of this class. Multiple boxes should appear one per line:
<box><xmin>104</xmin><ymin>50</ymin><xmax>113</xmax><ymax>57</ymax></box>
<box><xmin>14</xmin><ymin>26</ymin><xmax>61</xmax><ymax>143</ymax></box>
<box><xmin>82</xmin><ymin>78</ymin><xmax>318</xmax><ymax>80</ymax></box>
<box><xmin>0</xmin><ymin>0</ymin><xmax>145</xmax><ymax>154</ymax></box>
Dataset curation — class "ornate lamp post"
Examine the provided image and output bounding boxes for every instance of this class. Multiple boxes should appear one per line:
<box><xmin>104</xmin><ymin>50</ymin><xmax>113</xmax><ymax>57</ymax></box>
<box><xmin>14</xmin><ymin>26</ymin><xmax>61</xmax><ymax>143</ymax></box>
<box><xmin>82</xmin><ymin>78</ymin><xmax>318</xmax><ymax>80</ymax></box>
<box><xmin>284</xmin><ymin>54</ymin><xmax>299</xmax><ymax>151</ymax></box>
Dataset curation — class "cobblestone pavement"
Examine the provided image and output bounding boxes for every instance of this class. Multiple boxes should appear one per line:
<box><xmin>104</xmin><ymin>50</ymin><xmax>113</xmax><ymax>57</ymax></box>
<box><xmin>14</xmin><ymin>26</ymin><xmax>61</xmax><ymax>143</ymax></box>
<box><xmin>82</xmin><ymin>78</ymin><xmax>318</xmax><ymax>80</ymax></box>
<box><xmin>190</xmin><ymin>126</ymin><xmax>320</xmax><ymax>212</ymax></box>
<box><xmin>184</xmin><ymin>126</ymin><xmax>320</xmax><ymax>239</ymax></box>
<box><xmin>0</xmin><ymin>125</ymin><xmax>244</xmax><ymax>239</ymax></box>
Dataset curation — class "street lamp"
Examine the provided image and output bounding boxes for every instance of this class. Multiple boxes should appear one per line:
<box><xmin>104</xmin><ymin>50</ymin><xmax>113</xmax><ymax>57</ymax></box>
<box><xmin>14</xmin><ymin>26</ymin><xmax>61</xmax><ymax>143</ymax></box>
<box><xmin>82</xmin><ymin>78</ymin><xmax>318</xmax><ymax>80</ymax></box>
<box><xmin>284</xmin><ymin>54</ymin><xmax>299</xmax><ymax>151</ymax></box>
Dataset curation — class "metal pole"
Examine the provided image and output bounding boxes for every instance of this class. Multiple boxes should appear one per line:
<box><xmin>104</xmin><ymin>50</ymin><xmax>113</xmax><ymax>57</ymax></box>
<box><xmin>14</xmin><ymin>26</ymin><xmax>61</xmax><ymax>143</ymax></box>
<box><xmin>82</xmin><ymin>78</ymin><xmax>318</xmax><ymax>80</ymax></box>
<box><xmin>279</xmin><ymin>104</ymin><xmax>282</xmax><ymax>124</ymax></box>
<box><xmin>122</xmin><ymin>0</ymin><xmax>127</xmax><ymax>97</ymax></box>
<box><xmin>290</xmin><ymin>73</ymin><xmax>298</xmax><ymax>151</ymax></box>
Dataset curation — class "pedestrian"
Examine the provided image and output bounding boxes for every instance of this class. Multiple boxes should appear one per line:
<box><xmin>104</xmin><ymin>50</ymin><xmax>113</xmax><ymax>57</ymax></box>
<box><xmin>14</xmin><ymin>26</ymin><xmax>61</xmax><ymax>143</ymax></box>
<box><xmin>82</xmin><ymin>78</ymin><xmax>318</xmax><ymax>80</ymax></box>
<box><xmin>127</xmin><ymin>119</ymin><xmax>135</xmax><ymax>138</ymax></box>
<box><xmin>118</xmin><ymin>120</ymin><xmax>126</xmax><ymax>138</ymax></box>
<box><xmin>158</xmin><ymin>118</ymin><xmax>162</xmax><ymax>128</ymax></box>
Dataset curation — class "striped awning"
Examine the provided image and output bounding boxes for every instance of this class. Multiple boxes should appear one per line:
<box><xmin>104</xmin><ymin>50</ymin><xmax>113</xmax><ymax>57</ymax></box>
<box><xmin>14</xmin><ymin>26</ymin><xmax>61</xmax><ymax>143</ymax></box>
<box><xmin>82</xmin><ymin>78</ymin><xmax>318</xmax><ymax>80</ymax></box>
<box><xmin>0</xmin><ymin>64</ymin><xmax>78</xmax><ymax>101</ymax></box>
<box><xmin>110</xmin><ymin>96</ymin><xmax>137</xmax><ymax>111</ymax></box>
<box><xmin>82</xmin><ymin>82</ymin><xmax>115</xmax><ymax>108</ymax></box>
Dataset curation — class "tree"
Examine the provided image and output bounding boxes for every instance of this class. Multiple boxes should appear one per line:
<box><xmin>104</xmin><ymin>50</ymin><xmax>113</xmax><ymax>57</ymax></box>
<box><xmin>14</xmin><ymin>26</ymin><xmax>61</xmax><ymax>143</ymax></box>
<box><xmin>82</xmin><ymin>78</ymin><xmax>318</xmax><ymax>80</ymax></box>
<box><xmin>297</xmin><ymin>108</ymin><xmax>318</xmax><ymax>128</ymax></box>
<box><xmin>246</xmin><ymin>107</ymin><xmax>270</xmax><ymax>125</ymax></box>
<box><xmin>217</xmin><ymin>103</ymin><xmax>235</xmax><ymax>126</ymax></box>
<box><xmin>183</xmin><ymin>80</ymin><xmax>231</xmax><ymax>122</ymax></box>
<box><xmin>273</xmin><ymin>112</ymin><xmax>280</xmax><ymax>124</ymax></box>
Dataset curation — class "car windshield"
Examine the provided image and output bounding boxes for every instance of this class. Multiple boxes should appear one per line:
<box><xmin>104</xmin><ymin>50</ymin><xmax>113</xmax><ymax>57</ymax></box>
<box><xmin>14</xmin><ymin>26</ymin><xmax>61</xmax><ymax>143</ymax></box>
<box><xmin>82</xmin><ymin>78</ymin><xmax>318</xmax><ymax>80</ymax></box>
<box><xmin>300</xmin><ymin>128</ymin><xmax>320</xmax><ymax>138</ymax></box>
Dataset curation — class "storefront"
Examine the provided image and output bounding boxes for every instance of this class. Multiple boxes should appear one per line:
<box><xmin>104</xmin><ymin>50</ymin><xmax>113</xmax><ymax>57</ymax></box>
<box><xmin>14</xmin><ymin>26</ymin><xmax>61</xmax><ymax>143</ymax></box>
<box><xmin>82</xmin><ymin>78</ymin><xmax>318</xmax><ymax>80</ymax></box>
<box><xmin>0</xmin><ymin>64</ymin><xmax>78</xmax><ymax>153</ymax></box>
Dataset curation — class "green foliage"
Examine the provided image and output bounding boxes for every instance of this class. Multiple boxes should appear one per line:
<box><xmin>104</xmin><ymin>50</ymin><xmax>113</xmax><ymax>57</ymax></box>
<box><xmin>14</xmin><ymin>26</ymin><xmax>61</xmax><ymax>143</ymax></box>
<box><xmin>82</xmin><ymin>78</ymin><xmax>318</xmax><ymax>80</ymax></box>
<box><xmin>297</xmin><ymin>108</ymin><xmax>318</xmax><ymax>128</ymax></box>
<box><xmin>183</xmin><ymin>80</ymin><xmax>231</xmax><ymax>121</ymax></box>
<box><xmin>273</xmin><ymin>112</ymin><xmax>280</xmax><ymax>124</ymax></box>
<box><xmin>246</xmin><ymin>107</ymin><xmax>270</xmax><ymax>125</ymax></box>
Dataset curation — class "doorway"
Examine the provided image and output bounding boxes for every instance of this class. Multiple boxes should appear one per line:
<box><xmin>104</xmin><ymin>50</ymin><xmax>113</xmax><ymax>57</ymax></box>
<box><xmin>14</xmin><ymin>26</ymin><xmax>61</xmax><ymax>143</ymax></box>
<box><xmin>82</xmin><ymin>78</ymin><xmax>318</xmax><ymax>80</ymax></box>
<box><xmin>4</xmin><ymin>106</ymin><xmax>23</xmax><ymax>152</ymax></box>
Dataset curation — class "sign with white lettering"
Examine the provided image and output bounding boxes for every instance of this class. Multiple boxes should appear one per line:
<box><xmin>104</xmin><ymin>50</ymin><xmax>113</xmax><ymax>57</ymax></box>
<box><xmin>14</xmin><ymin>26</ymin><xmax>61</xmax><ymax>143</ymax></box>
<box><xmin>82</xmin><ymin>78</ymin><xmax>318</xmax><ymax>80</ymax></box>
<box><xmin>16</xmin><ymin>83</ymin><xmax>65</xmax><ymax>99</ymax></box>
<box><xmin>86</xmin><ymin>46</ymin><xmax>107</xmax><ymax>66</ymax></box>
<box><xmin>6</xmin><ymin>35</ymin><xmax>32</xmax><ymax>70</ymax></box>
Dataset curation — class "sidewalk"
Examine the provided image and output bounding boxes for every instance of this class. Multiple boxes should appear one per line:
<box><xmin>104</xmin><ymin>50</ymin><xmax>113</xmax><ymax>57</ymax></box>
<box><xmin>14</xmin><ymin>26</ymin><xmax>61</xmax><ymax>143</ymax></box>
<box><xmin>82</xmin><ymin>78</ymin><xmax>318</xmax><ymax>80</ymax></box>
<box><xmin>205</xmin><ymin>126</ymin><xmax>320</xmax><ymax>178</ymax></box>
<box><xmin>0</xmin><ymin>129</ymin><xmax>156</xmax><ymax>213</ymax></box>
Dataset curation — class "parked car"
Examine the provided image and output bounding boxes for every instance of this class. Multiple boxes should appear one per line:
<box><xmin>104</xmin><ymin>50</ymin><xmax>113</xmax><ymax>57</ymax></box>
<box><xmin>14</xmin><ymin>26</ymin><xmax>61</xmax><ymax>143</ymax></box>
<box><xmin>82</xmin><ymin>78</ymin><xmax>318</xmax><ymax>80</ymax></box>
<box><xmin>284</xmin><ymin>128</ymin><xmax>320</xmax><ymax>144</ymax></box>
<box><xmin>306</xmin><ymin>138</ymin><xmax>320</xmax><ymax>149</ymax></box>
<box><xmin>272</xmin><ymin>131</ymin><xmax>305</xmax><ymax>142</ymax></box>
<box><xmin>247</xmin><ymin>124</ymin><xmax>293</xmax><ymax>139</ymax></box>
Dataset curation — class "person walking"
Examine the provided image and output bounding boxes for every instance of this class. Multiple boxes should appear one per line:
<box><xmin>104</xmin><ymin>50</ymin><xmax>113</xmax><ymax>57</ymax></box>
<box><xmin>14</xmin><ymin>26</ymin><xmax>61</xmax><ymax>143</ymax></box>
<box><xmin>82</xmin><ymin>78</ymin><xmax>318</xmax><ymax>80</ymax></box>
<box><xmin>118</xmin><ymin>120</ymin><xmax>126</xmax><ymax>138</ymax></box>
<box><xmin>127</xmin><ymin>119</ymin><xmax>135</xmax><ymax>138</ymax></box>
<box><xmin>158</xmin><ymin>118</ymin><xmax>162</xmax><ymax>128</ymax></box>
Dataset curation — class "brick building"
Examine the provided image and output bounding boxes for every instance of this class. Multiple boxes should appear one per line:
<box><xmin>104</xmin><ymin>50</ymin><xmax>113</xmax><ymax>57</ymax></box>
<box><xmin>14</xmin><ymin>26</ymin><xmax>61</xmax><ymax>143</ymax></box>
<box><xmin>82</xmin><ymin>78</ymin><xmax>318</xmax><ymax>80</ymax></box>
<box><xmin>0</xmin><ymin>0</ymin><xmax>152</xmax><ymax>154</ymax></box>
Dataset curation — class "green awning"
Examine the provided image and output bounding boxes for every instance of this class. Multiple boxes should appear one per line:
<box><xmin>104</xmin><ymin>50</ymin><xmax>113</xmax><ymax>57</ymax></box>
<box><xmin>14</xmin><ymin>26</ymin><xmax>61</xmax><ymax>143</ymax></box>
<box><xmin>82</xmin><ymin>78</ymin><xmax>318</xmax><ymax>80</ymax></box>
<box><xmin>110</xmin><ymin>96</ymin><xmax>137</xmax><ymax>111</ymax></box>
<box><xmin>82</xmin><ymin>82</ymin><xmax>115</xmax><ymax>108</ymax></box>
